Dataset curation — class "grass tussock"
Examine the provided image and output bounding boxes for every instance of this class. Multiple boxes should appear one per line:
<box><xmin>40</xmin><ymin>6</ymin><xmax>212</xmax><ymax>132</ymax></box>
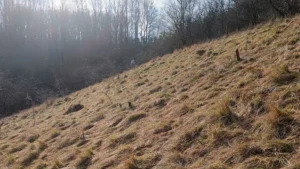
<box><xmin>123</xmin><ymin>156</ymin><xmax>139</xmax><ymax>169</ymax></box>
<box><xmin>64</xmin><ymin>104</ymin><xmax>84</xmax><ymax>115</ymax></box>
<box><xmin>264</xmin><ymin>141</ymin><xmax>294</xmax><ymax>153</ymax></box>
<box><xmin>38</xmin><ymin>141</ymin><xmax>48</xmax><ymax>152</ymax></box>
<box><xmin>27</xmin><ymin>134</ymin><xmax>40</xmax><ymax>143</ymax></box>
<box><xmin>149</xmin><ymin>86</ymin><xmax>162</xmax><ymax>94</ymax></box>
<box><xmin>242</xmin><ymin>157</ymin><xmax>287</xmax><ymax>169</ymax></box>
<box><xmin>238</xmin><ymin>144</ymin><xmax>264</xmax><ymax>159</ymax></box>
<box><xmin>49</xmin><ymin>130</ymin><xmax>60</xmax><ymax>140</ymax></box>
<box><xmin>6</xmin><ymin>154</ymin><xmax>15</xmax><ymax>165</ymax></box>
<box><xmin>271</xmin><ymin>64</ymin><xmax>298</xmax><ymax>85</ymax></box>
<box><xmin>208</xmin><ymin>162</ymin><xmax>229</xmax><ymax>169</ymax></box>
<box><xmin>154</xmin><ymin>124</ymin><xmax>172</xmax><ymax>134</ymax></box>
<box><xmin>90</xmin><ymin>113</ymin><xmax>104</xmax><ymax>123</ymax></box>
<box><xmin>57</xmin><ymin>137</ymin><xmax>80</xmax><ymax>149</ymax></box>
<box><xmin>9</xmin><ymin>143</ymin><xmax>27</xmax><ymax>154</ymax></box>
<box><xmin>51</xmin><ymin>160</ymin><xmax>64</xmax><ymax>169</ymax></box>
<box><xmin>176</xmin><ymin>126</ymin><xmax>204</xmax><ymax>152</ymax></box>
<box><xmin>83</xmin><ymin>124</ymin><xmax>94</xmax><ymax>130</ymax></box>
<box><xmin>168</xmin><ymin>153</ymin><xmax>189</xmax><ymax>166</ymax></box>
<box><xmin>35</xmin><ymin>163</ymin><xmax>47</xmax><ymax>169</ymax></box>
<box><xmin>213</xmin><ymin>99</ymin><xmax>239</xmax><ymax>125</ymax></box>
<box><xmin>20</xmin><ymin>151</ymin><xmax>39</xmax><ymax>166</ymax></box>
<box><xmin>127</xmin><ymin>113</ymin><xmax>146</xmax><ymax>124</ymax></box>
<box><xmin>75</xmin><ymin>149</ymin><xmax>94</xmax><ymax>169</ymax></box>
<box><xmin>266</xmin><ymin>105</ymin><xmax>294</xmax><ymax>139</ymax></box>
<box><xmin>110</xmin><ymin>132</ymin><xmax>137</xmax><ymax>147</ymax></box>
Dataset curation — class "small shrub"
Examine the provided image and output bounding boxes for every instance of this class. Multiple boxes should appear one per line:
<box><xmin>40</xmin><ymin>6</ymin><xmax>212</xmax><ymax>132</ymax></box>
<box><xmin>64</xmin><ymin>104</ymin><xmax>84</xmax><ymax>115</ymax></box>
<box><xmin>127</xmin><ymin>113</ymin><xmax>146</xmax><ymax>124</ymax></box>
<box><xmin>75</xmin><ymin>149</ymin><xmax>94</xmax><ymax>169</ymax></box>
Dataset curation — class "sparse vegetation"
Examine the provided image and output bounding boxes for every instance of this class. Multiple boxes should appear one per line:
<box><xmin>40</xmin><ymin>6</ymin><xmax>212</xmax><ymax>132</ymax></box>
<box><xmin>75</xmin><ymin>149</ymin><xmax>94</xmax><ymax>169</ymax></box>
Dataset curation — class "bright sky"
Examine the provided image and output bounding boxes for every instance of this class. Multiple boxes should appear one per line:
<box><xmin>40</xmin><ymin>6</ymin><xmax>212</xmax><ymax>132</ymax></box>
<box><xmin>154</xmin><ymin>0</ymin><xmax>165</xmax><ymax>8</ymax></box>
<box><xmin>54</xmin><ymin>0</ymin><xmax>166</xmax><ymax>9</ymax></box>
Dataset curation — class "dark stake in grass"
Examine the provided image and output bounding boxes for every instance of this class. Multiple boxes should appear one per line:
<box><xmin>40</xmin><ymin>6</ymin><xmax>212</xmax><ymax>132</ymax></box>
<box><xmin>236</xmin><ymin>49</ymin><xmax>241</xmax><ymax>61</ymax></box>
<box><xmin>128</xmin><ymin>102</ymin><xmax>135</xmax><ymax>110</ymax></box>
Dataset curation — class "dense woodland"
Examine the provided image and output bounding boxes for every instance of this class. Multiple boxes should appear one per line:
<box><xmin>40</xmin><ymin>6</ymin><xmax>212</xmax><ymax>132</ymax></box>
<box><xmin>0</xmin><ymin>0</ymin><xmax>299</xmax><ymax>117</ymax></box>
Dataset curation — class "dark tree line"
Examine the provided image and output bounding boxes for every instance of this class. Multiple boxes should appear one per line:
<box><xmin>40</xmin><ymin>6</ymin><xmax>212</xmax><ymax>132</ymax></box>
<box><xmin>0</xmin><ymin>0</ymin><xmax>299</xmax><ymax>117</ymax></box>
<box><xmin>164</xmin><ymin>0</ymin><xmax>300</xmax><ymax>46</ymax></box>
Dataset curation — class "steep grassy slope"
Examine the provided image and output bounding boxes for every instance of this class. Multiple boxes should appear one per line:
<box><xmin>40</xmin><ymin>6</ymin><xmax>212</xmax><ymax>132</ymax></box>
<box><xmin>0</xmin><ymin>16</ymin><xmax>300</xmax><ymax>169</ymax></box>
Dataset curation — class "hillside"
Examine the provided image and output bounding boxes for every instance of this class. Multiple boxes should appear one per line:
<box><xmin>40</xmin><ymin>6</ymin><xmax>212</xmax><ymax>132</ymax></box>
<box><xmin>0</xmin><ymin>16</ymin><xmax>299</xmax><ymax>169</ymax></box>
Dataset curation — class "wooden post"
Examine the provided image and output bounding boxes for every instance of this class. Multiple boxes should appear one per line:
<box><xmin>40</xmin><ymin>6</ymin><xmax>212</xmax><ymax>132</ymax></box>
<box><xmin>236</xmin><ymin>49</ymin><xmax>241</xmax><ymax>61</ymax></box>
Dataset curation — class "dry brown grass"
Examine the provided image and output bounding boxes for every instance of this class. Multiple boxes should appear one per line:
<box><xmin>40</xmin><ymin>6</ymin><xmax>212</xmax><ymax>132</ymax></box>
<box><xmin>75</xmin><ymin>149</ymin><xmax>94</xmax><ymax>169</ymax></box>
<box><xmin>1</xmin><ymin>15</ymin><xmax>300</xmax><ymax>169</ymax></box>
<box><xmin>271</xmin><ymin>64</ymin><xmax>299</xmax><ymax>85</ymax></box>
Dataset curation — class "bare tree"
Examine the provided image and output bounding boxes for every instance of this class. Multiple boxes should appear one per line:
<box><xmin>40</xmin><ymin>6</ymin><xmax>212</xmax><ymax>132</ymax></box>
<box><xmin>165</xmin><ymin>0</ymin><xmax>198</xmax><ymax>45</ymax></box>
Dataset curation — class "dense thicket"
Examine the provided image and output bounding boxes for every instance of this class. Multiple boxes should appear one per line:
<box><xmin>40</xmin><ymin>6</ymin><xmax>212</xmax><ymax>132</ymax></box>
<box><xmin>0</xmin><ymin>0</ymin><xmax>299</xmax><ymax>117</ymax></box>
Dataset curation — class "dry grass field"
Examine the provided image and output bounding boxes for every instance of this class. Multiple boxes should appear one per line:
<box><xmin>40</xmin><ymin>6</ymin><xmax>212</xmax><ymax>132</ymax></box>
<box><xmin>0</xmin><ymin>16</ymin><xmax>299</xmax><ymax>169</ymax></box>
